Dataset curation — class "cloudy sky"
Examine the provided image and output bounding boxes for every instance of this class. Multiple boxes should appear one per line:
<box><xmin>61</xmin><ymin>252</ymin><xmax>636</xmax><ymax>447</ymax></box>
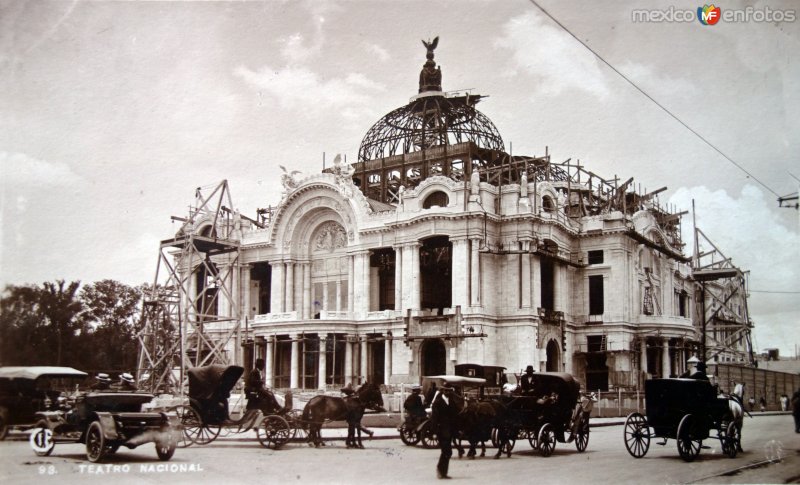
<box><xmin>1</xmin><ymin>0</ymin><xmax>798</xmax><ymax>356</ymax></box>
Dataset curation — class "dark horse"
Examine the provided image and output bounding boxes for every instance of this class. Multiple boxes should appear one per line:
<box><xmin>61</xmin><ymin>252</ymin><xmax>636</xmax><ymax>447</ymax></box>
<box><xmin>302</xmin><ymin>383</ymin><xmax>385</xmax><ymax>448</ymax></box>
<box><xmin>455</xmin><ymin>399</ymin><xmax>512</xmax><ymax>459</ymax></box>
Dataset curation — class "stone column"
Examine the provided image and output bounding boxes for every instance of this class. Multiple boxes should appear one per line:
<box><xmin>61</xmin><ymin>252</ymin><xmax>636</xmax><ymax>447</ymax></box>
<box><xmin>532</xmin><ymin>255</ymin><xmax>542</xmax><ymax>310</ymax></box>
<box><xmin>290</xmin><ymin>335</ymin><xmax>300</xmax><ymax>389</ymax></box>
<box><xmin>303</xmin><ymin>263</ymin><xmax>312</xmax><ymax>319</ymax></box>
<box><xmin>470</xmin><ymin>238</ymin><xmax>482</xmax><ymax>307</ymax></box>
<box><xmin>410</xmin><ymin>244</ymin><xmax>421</xmax><ymax>310</ymax></box>
<box><xmin>271</xmin><ymin>262</ymin><xmax>284</xmax><ymax>313</ymax></box>
<box><xmin>241</xmin><ymin>264</ymin><xmax>252</xmax><ymax>320</ymax></box>
<box><xmin>322</xmin><ymin>280</ymin><xmax>329</xmax><ymax>312</ymax></box>
<box><xmin>364</xmin><ymin>252</ymin><xmax>373</xmax><ymax>312</ymax></box>
<box><xmin>402</xmin><ymin>244</ymin><xmax>414</xmax><ymax>310</ymax></box>
<box><xmin>336</xmin><ymin>280</ymin><xmax>342</xmax><ymax>312</ymax></box>
<box><xmin>662</xmin><ymin>337</ymin><xmax>671</xmax><ymax>378</ymax></box>
<box><xmin>394</xmin><ymin>246</ymin><xmax>403</xmax><ymax>311</ymax></box>
<box><xmin>344</xmin><ymin>336</ymin><xmax>353</xmax><ymax>386</ymax></box>
<box><xmin>641</xmin><ymin>338</ymin><xmax>648</xmax><ymax>376</ymax></box>
<box><xmin>353</xmin><ymin>251</ymin><xmax>371</xmax><ymax>315</ymax></box>
<box><xmin>360</xmin><ymin>338</ymin><xmax>368</xmax><ymax>384</ymax></box>
<box><xmin>450</xmin><ymin>238</ymin><xmax>469</xmax><ymax>310</ymax></box>
<box><xmin>293</xmin><ymin>262</ymin><xmax>303</xmax><ymax>316</ymax></box>
<box><xmin>318</xmin><ymin>337</ymin><xmax>327</xmax><ymax>390</ymax></box>
<box><xmin>348</xmin><ymin>255</ymin><xmax>355</xmax><ymax>312</ymax></box>
<box><xmin>520</xmin><ymin>243</ymin><xmax>531</xmax><ymax>308</ymax></box>
<box><xmin>384</xmin><ymin>335</ymin><xmax>392</xmax><ymax>385</ymax></box>
<box><xmin>284</xmin><ymin>261</ymin><xmax>294</xmax><ymax>312</ymax></box>
<box><xmin>265</xmin><ymin>337</ymin><xmax>274</xmax><ymax>387</ymax></box>
<box><xmin>216</xmin><ymin>263</ymin><xmax>231</xmax><ymax>318</ymax></box>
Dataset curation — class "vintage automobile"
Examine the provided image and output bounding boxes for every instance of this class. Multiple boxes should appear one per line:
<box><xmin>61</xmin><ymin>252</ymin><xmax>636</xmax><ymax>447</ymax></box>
<box><xmin>0</xmin><ymin>366</ymin><xmax>88</xmax><ymax>439</ymax></box>
<box><xmin>31</xmin><ymin>375</ymin><xmax>179</xmax><ymax>462</ymax></box>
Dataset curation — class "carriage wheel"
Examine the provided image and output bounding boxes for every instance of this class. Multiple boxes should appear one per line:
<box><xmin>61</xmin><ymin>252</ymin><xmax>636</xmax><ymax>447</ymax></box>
<box><xmin>623</xmin><ymin>412</ymin><xmax>650</xmax><ymax>458</ymax></box>
<box><xmin>258</xmin><ymin>415</ymin><xmax>292</xmax><ymax>449</ymax></box>
<box><xmin>677</xmin><ymin>414</ymin><xmax>702</xmax><ymax>462</ymax></box>
<box><xmin>399</xmin><ymin>423</ymin><xmax>420</xmax><ymax>446</ymax></box>
<box><xmin>175</xmin><ymin>405</ymin><xmax>200</xmax><ymax>447</ymax></box>
<box><xmin>721</xmin><ymin>422</ymin><xmax>739</xmax><ymax>458</ymax></box>
<box><xmin>282</xmin><ymin>409</ymin><xmax>302</xmax><ymax>441</ymax></box>
<box><xmin>420</xmin><ymin>422</ymin><xmax>439</xmax><ymax>449</ymax></box>
<box><xmin>85</xmin><ymin>421</ymin><xmax>106</xmax><ymax>463</ymax></box>
<box><xmin>538</xmin><ymin>423</ymin><xmax>556</xmax><ymax>457</ymax></box>
<box><xmin>490</xmin><ymin>427</ymin><xmax>499</xmax><ymax>448</ymax></box>
<box><xmin>503</xmin><ymin>426</ymin><xmax>517</xmax><ymax>453</ymax></box>
<box><xmin>0</xmin><ymin>409</ymin><xmax>9</xmax><ymax>440</ymax></box>
<box><xmin>528</xmin><ymin>430</ymin><xmax>539</xmax><ymax>450</ymax></box>
<box><xmin>575</xmin><ymin>417</ymin><xmax>590</xmax><ymax>452</ymax></box>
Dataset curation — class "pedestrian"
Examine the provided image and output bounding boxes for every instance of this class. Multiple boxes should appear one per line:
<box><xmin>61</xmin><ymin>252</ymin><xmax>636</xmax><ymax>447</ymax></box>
<box><xmin>748</xmin><ymin>396</ymin><xmax>755</xmax><ymax>412</ymax></box>
<box><xmin>780</xmin><ymin>394</ymin><xmax>789</xmax><ymax>411</ymax></box>
<box><xmin>791</xmin><ymin>389</ymin><xmax>800</xmax><ymax>433</ymax></box>
<box><xmin>431</xmin><ymin>382</ymin><xmax>459</xmax><ymax>479</ymax></box>
<box><xmin>759</xmin><ymin>396</ymin><xmax>766</xmax><ymax>412</ymax></box>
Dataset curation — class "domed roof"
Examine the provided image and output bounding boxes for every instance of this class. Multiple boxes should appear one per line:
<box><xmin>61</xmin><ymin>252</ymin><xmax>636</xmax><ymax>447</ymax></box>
<box><xmin>357</xmin><ymin>38</ymin><xmax>504</xmax><ymax>163</ymax></box>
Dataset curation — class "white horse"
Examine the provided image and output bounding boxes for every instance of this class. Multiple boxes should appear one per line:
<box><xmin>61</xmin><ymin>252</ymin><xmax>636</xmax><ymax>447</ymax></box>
<box><xmin>722</xmin><ymin>382</ymin><xmax>747</xmax><ymax>452</ymax></box>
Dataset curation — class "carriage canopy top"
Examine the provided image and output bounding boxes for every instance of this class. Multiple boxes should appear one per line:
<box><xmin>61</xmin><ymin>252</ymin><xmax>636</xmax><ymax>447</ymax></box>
<box><xmin>527</xmin><ymin>372</ymin><xmax>580</xmax><ymax>402</ymax></box>
<box><xmin>187</xmin><ymin>365</ymin><xmax>244</xmax><ymax>400</ymax></box>
<box><xmin>0</xmin><ymin>366</ymin><xmax>88</xmax><ymax>380</ymax></box>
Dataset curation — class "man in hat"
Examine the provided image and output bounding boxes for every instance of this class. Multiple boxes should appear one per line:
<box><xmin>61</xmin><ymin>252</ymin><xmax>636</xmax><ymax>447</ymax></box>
<box><xmin>404</xmin><ymin>384</ymin><xmax>427</xmax><ymax>425</ymax></box>
<box><xmin>91</xmin><ymin>373</ymin><xmax>111</xmax><ymax>391</ymax></box>
<box><xmin>520</xmin><ymin>365</ymin><xmax>536</xmax><ymax>395</ymax></box>
<box><xmin>431</xmin><ymin>382</ymin><xmax>459</xmax><ymax>479</ymax></box>
<box><xmin>115</xmin><ymin>373</ymin><xmax>138</xmax><ymax>391</ymax></box>
<box><xmin>246</xmin><ymin>358</ymin><xmax>273</xmax><ymax>411</ymax></box>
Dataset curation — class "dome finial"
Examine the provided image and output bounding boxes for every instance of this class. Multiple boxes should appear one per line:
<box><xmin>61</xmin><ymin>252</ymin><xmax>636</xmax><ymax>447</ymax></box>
<box><xmin>419</xmin><ymin>36</ymin><xmax>442</xmax><ymax>93</ymax></box>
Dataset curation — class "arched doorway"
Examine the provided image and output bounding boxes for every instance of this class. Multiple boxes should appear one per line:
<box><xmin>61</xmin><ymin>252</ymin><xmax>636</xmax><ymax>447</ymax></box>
<box><xmin>546</xmin><ymin>339</ymin><xmax>561</xmax><ymax>372</ymax></box>
<box><xmin>421</xmin><ymin>339</ymin><xmax>446</xmax><ymax>376</ymax></box>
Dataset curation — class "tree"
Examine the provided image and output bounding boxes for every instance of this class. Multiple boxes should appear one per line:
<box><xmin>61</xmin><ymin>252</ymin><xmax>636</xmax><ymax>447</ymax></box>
<box><xmin>0</xmin><ymin>281</ymin><xmax>84</xmax><ymax>366</ymax></box>
<box><xmin>39</xmin><ymin>280</ymin><xmax>84</xmax><ymax>366</ymax></box>
<box><xmin>79</xmin><ymin>280</ymin><xmax>142</xmax><ymax>371</ymax></box>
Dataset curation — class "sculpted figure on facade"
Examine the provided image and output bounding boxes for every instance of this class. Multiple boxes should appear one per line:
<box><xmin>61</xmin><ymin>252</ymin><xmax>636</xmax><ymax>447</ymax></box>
<box><xmin>331</xmin><ymin>154</ymin><xmax>355</xmax><ymax>198</ymax></box>
<box><xmin>279</xmin><ymin>165</ymin><xmax>302</xmax><ymax>194</ymax></box>
<box><xmin>315</xmin><ymin>222</ymin><xmax>347</xmax><ymax>252</ymax></box>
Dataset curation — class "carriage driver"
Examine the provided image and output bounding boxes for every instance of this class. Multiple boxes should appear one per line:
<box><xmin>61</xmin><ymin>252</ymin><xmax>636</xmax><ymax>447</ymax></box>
<box><xmin>519</xmin><ymin>365</ymin><xmax>536</xmax><ymax>395</ymax></box>
<box><xmin>404</xmin><ymin>385</ymin><xmax>427</xmax><ymax>424</ymax></box>
<box><xmin>246</xmin><ymin>358</ymin><xmax>270</xmax><ymax>410</ymax></box>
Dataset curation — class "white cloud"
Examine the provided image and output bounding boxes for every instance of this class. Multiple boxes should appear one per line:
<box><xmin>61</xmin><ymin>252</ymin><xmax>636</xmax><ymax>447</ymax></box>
<box><xmin>617</xmin><ymin>61</ymin><xmax>698</xmax><ymax>97</ymax></box>
<box><xmin>0</xmin><ymin>152</ymin><xmax>84</xmax><ymax>187</ymax></box>
<box><xmin>234</xmin><ymin>64</ymin><xmax>385</xmax><ymax>119</ymax></box>
<box><xmin>365</xmin><ymin>43</ymin><xmax>390</xmax><ymax>63</ymax></box>
<box><xmin>495</xmin><ymin>11</ymin><xmax>609</xmax><ymax>98</ymax></box>
<box><xmin>280</xmin><ymin>33</ymin><xmax>318</xmax><ymax>64</ymax></box>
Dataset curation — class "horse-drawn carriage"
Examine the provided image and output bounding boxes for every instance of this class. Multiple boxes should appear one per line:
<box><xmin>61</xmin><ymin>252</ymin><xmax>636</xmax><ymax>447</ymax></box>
<box><xmin>175</xmin><ymin>365</ymin><xmax>293</xmax><ymax>449</ymax></box>
<box><xmin>501</xmin><ymin>372</ymin><xmax>592</xmax><ymax>457</ymax></box>
<box><xmin>623</xmin><ymin>378</ymin><xmax>743</xmax><ymax>462</ymax></box>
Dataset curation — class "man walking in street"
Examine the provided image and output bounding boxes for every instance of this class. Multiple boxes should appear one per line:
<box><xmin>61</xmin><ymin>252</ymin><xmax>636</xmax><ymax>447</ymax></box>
<box><xmin>431</xmin><ymin>382</ymin><xmax>459</xmax><ymax>479</ymax></box>
<box><xmin>791</xmin><ymin>388</ymin><xmax>800</xmax><ymax>433</ymax></box>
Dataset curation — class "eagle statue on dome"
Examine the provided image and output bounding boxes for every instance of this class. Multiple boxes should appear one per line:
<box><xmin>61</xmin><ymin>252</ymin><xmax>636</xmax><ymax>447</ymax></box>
<box><xmin>419</xmin><ymin>36</ymin><xmax>442</xmax><ymax>93</ymax></box>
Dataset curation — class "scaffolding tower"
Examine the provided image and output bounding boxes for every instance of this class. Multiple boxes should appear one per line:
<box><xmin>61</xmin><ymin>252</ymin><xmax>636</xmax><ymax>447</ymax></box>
<box><xmin>691</xmin><ymin>203</ymin><xmax>755</xmax><ymax>367</ymax></box>
<box><xmin>136</xmin><ymin>180</ymin><xmax>244</xmax><ymax>394</ymax></box>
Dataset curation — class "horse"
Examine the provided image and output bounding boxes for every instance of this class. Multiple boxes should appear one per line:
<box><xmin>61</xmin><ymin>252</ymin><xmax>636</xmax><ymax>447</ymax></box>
<box><xmin>301</xmin><ymin>383</ymin><xmax>385</xmax><ymax>448</ymax></box>
<box><xmin>454</xmin><ymin>399</ymin><xmax>512</xmax><ymax>460</ymax></box>
<box><xmin>723</xmin><ymin>382</ymin><xmax>747</xmax><ymax>452</ymax></box>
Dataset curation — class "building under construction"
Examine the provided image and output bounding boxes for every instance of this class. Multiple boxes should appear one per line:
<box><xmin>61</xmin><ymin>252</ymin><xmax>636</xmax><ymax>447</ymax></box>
<box><xmin>137</xmin><ymin>38</ymin><xmax>754</xmax><ymax>395</ymax></box>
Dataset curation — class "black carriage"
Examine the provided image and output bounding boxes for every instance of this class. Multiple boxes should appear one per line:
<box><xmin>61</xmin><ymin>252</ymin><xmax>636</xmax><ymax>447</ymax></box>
<box><xmin>623</xmin><ymin>378</ymin><xmax>741</xmax><ymax>462</ymax></box>
<box><xmin>175</xmin><ymin>365</ymin><xmax>292</xmax><ymax>449</ymax></box>
<box><xmin>399</xmin><ymin>375</ymin><xmax>487</xmax><ymax>449</ymax></box>
<box><xmin>26</xmin><ymin>370</ymin><xmax>178</xmax><ymax>462</ymax></box>
<box><xmin>501</xmin><ymin>372</ymin><xmax>592</xmax><ymax>457</ymax></box>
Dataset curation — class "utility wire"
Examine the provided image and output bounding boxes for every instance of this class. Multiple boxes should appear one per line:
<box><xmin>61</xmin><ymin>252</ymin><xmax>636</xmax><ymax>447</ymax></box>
<box><xmin>528</xmin><ymin>0</ymin><xmax>781</xmax><ymax>198</ymax></box>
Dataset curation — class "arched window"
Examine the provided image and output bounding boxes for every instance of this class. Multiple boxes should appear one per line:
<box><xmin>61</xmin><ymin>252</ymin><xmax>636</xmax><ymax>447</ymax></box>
<box><xmin>423</xmin><ymin>191</ymin><xmax>449</xmax><ymax>209</ymax></box>
<box><xmin>542</xmin><ymin>195</ymin><xmax>555</xmax><ymax>212</ymax></box>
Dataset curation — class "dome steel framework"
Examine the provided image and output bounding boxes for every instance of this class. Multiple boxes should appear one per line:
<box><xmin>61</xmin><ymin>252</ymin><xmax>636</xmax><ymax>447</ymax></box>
<box><xmin>357</xmin><ymin>94</ymin><xmax>505</xmax><ymax>163</ymax></box>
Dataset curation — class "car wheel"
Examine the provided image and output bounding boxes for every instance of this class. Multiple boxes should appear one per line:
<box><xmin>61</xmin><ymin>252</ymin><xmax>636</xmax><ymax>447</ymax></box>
<box><xmin>33</xmin><ymin>421</ymin><xmax>54</xmax><ymax>457</ymax></box>
<box><xmin>86</xmin><ymin>421</ymin><xmax>106</xmax><ymax>463</ymax></box>
<box><xmin>0</xmin><ymin>408</ymin><xmax>9</xmax><ymax>440</ymax></box>
<box><xmin>155</xmin><ymin>435</ymin><xmax>176</xmax><ymax>461</ymax></box>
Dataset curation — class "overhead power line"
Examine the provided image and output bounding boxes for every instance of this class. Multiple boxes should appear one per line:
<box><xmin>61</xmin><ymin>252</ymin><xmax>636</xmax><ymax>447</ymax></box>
<box><xmin>528</xmin><ymin>0</ymin><xmax>781</xmax><ymax>198</ymax></box>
